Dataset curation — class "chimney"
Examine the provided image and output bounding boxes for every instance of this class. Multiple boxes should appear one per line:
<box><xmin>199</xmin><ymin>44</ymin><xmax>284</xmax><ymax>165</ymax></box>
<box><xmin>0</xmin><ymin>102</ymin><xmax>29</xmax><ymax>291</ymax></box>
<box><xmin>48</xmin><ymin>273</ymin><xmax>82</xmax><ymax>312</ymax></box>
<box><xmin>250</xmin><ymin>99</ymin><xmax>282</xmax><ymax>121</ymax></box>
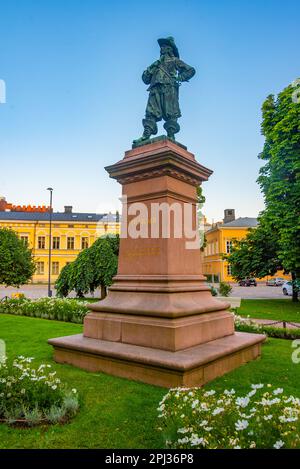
<box><xmin>0</xmin><ymin>197</ymin><xmax>8</xmax><ymax>211</ymax></box>
<box><xmin>223</xmin><ymin>209</ymin><xmax>235</xmax><ymax>224</ymax></box>
<box><xmin>64</xmin><ymin>206</ymin><xmax>73</xmax><ymax>214</ymax></box>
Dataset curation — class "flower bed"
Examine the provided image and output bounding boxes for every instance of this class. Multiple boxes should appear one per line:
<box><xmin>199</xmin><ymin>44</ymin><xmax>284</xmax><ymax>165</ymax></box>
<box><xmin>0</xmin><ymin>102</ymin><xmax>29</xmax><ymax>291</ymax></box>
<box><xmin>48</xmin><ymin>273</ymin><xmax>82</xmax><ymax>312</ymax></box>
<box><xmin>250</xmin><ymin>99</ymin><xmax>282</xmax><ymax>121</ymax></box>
<box><xmin>0</xmin><ymin>297</ymin><xmax>88</xmax><ymax>323</ymax></box>
<box><xmin>157</xmin><ymin>384</ymin><xmax>300</xmax><ymax>449</ymax></box>
<box><xmin>234</xmin><ymin>313</ymin><xmax>300</xmax><ymax>340</ymax></box>
<box><xmin>0</xmin><ymin>356</ymin><xmax>79</xmax><ymax>426</ymax></box>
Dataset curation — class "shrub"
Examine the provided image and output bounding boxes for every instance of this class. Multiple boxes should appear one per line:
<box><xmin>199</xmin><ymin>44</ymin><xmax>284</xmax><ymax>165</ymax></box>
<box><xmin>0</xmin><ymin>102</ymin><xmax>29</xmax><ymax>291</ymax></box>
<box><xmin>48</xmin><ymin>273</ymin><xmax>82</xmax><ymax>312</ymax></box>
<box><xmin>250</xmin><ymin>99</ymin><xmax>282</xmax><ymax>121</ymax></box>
<box><xmin>0</xmin><ymin>356</ymin><xmax>79</xmax><ymax>426</ymax></box>
<box><xmin>157</xmin><ymin>384</ymin><xmax>300</xmax><ymax>449</ymax></box>
<box><xmin>218</xmin><ymin>282</ymin><xmax>232</xmax><ymax>297</ymax></box>
<box><xmin>0</xmin><ymin>297</ymin><xmax>89</xmax><ymax>324</ymax></box>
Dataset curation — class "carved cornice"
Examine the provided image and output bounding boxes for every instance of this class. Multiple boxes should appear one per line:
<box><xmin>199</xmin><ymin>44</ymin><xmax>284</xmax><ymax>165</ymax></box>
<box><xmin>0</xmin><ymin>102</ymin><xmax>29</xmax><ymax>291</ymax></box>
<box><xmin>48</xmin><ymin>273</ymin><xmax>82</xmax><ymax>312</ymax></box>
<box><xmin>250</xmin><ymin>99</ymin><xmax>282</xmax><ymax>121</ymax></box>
<box><xmin>117</xmin><ymin>167</ymin><xmax>202</xmax><ymax>186</ymax></box>
<box><xmin>105</xmin><ymin>148</ymin><xmax>213</xmax><ymax>187</ymax></box>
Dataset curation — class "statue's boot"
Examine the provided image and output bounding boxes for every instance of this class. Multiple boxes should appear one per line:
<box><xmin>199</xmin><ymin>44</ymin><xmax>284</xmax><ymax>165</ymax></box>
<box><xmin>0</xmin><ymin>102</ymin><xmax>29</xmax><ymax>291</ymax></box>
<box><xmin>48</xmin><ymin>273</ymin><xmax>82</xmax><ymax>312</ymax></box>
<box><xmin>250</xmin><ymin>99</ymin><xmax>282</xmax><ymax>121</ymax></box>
<box><xmin>132</xmin><ymin>126</ymin><xmax>152</xmax><ymax>146</ymax></box>
<box><xmin>164</xmin><ymin>119</ymin><xmax>180</xmax><ymax>141</ymax></box>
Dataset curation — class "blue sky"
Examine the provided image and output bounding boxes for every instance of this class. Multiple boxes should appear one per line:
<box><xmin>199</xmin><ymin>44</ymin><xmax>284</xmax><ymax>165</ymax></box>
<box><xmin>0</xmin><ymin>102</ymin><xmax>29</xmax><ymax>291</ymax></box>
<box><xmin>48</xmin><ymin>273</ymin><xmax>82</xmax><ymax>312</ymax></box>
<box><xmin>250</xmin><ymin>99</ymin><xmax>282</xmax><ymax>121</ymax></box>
<box><xmin>0</xmin><ymin>0</ymin><xmax>299</xmax><ymax>222</ymax></box>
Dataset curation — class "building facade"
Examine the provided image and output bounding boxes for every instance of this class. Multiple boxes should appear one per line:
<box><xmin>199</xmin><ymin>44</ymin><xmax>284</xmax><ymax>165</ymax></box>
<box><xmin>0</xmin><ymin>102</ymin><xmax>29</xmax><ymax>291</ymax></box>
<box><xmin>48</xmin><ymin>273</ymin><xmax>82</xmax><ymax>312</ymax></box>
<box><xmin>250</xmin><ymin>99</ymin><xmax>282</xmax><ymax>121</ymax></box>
<box><xmin>0</xmin><ymin>202</ymin><xmax>120</xmax><ymax>284</ymax></box>
<box><xmin>203</xmin><ymin>209</ymin><xmax>289</xmax><ymax>283</ymax></box>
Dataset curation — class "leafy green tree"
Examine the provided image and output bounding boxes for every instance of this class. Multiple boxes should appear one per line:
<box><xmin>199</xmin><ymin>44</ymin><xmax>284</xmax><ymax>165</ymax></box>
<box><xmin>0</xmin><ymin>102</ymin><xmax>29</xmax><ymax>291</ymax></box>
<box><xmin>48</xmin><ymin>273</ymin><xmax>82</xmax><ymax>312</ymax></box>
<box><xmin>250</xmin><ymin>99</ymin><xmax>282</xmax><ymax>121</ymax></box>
<box><xmin>226</xmin><ymin>220</ymin><xmax>281</xmax><ymax>280</ymax></box>
<box><xmin>55</xmin><ymin>235</ymin><xmax>119</xmax><ymax>298</ymax></box>
<box><xmin>54</xmin><ymin>263</ymin><xmax>73</xmax><ymax>297</ymax></box>
<box><xmin>257</xmin><ymin>81</ymin><xmax>300</xmax><ymax>300</ymax></box>
<box><xmin>0</xmin><ymin>228</ymin><xmax>36</xmax><ymax>287</ymax></box>
<box><xmin>227</xmin><ymin>80</ymin><xmax>300</xmax><ymax>301</ymax></box>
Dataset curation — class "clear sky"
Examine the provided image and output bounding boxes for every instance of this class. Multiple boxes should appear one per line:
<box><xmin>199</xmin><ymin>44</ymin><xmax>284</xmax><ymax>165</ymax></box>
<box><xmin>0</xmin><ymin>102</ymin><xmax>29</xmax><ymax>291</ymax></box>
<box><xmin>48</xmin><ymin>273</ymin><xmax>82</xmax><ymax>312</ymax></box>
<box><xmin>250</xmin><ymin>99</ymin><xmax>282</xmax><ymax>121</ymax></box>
<box><xmin>0</xmin><ymin>0</ymin><xmax>299</xmax><ymax>222</ymax></box>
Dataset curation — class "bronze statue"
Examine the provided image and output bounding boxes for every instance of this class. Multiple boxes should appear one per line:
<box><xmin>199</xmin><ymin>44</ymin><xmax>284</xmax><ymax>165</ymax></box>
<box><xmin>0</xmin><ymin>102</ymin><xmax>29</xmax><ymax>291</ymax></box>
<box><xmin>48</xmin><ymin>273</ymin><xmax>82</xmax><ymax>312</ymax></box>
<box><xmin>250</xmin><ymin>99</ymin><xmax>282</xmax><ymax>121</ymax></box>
<box><xmin>133</xmin><ymin>37</ymin><xmax>195</xmax><ymax>146</ymax></box>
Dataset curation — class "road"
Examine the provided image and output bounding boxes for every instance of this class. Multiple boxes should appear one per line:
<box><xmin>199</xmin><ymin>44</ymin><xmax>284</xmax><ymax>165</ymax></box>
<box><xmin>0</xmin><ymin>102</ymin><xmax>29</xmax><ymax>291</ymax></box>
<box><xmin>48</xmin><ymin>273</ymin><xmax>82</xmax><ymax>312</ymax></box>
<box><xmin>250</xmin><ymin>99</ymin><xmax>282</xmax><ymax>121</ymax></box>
<box><xmin>0</xmin><ymin>283</ymin><xmax>289</xmax><ymax>300</ymax></box>
<box><xmin>229</xmin><ymin>284</ymin><xmax>289</xmax><ymax>299</ymax></box>
<box><xmin>0</xmin><ymin>284</ymin><xmax>100</xmax><ymax>299</ymax></box>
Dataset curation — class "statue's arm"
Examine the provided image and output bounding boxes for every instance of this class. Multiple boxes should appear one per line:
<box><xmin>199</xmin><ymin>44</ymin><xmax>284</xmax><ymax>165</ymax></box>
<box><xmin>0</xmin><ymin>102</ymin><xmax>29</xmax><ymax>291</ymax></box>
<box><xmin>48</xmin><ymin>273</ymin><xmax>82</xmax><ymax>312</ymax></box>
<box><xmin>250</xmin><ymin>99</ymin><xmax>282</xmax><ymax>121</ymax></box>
<box><xmin>176</xmin><ymin>59</ymin><xmax>196</xmax><ymax>82</ymax></box>
<box><xmin>142</xmin><ymin>61</ymin><xmax>160</xmax><ymax>85</ymax></box>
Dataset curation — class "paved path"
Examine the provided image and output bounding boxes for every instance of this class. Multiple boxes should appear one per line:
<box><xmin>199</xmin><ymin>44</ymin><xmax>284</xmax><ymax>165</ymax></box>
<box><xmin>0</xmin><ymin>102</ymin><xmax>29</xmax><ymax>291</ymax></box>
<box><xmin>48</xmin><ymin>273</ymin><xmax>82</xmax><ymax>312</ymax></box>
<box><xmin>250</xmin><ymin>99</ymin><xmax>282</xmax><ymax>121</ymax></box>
<box><xmin>220</xmin><ymin>284</ymin><xmax>289</xmax><ymax>299</ymax></box>
<box><xmin>0</xmin><ymin>284</ymin><xmax>289</xmax><ymax>300</ymax></box>
<box><xmin>0</xmin><ymin>285</ymin><xmax>101</xmax><ymax>299</ymax></box>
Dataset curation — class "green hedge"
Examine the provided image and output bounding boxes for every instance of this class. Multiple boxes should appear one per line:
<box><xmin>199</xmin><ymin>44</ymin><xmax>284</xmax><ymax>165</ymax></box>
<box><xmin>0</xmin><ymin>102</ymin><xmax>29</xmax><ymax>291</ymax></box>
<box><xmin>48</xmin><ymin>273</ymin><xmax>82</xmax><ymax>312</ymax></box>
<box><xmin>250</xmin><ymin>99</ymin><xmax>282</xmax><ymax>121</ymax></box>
<box><xmin>2</xmin><ymin>299</ymin><xmax>299</xmax><ymax>339</ymax></box>
<box><xmin>235</xmin><ymin>322</ymin><xmax>300</xmax><ymax>340</ymax></box>
<box><xmin>0</xmin><ymin>298</ymin><xmax>89</xmax><ymax>324</ymax></box>
<box><xmin>233</xmin><ymin>312</ymin><xmax>300</xmax><ymax>340</ymax></box>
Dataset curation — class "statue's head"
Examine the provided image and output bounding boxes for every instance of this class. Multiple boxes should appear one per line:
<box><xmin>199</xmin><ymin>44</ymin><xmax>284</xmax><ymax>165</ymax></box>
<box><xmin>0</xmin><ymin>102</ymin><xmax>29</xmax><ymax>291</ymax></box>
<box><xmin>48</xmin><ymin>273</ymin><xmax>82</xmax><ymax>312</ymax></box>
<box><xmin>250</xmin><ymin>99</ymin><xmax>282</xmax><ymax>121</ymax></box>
<box><xmin>160</xmin><ymin>44</ymin><xmax>174</xmax><ymax>57</ymax></box>
<box><xmin>157</xmin><ymin>37</ymin><xmax>179</xmax><ymax>58</ymax></box>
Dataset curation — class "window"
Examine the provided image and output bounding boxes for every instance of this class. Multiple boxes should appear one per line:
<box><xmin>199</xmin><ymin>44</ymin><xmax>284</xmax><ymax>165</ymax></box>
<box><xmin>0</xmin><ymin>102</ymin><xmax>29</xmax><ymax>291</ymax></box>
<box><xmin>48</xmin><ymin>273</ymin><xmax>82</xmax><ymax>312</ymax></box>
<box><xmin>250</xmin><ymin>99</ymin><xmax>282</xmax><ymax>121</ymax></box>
<box><xmin>36</xmin><ymin>262</ymin><xmax>44</xmax><ymax>275</ymax></box>
<box><xmin>52</xmin><ymin>237</ymin><xmax>60</xmax><ymax>249</ymax></box>
<box><xmin>81</xmin><ymin>237</ymin><xmax>89</xmax><ymax>249</ymax></box>
<box><xmin>226</xmin><ymin>240</ymin><xmax>233</xmax><ymax>254</ymax></box>
<box><xmin>226</xmin><ymin>264</ymin><xmax>232</xmax><ymax>276</ymax></box>
<box><xmin>20</xmin><ymin>236</ymin><xmax>29</xmax><ymax>247</ymax></box>
<box><xmin>67</xmin><ymin>237</ymin><xmax>75</xmax><ymax>250</ymax></box>
<box><xmin>38</xmin><ymin>236</ymin><xmax>45</xmax><ymax>249</ymax></box>
<box><xmin>52</xmin><ymin>262</ymin><xmax>59</xmax><ymax>275</ymax></box>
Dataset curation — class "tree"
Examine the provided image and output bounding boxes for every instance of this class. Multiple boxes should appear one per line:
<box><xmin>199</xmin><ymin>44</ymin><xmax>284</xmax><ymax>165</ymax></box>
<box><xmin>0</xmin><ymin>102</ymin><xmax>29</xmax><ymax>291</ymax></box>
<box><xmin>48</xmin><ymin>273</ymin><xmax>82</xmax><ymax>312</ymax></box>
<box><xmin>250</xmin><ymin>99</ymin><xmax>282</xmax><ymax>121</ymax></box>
<box><xmin>0</xmin><ymin>228</ymin><xmax>36</xmax><ymax>287</ymax></box>
<box><xmin>258</xmin><ymin>81</ymin><xmax>300</xmax><ymax>301</ymax></box>
<box><xmin>227</xmin><ymin>80</ymin><xmax>300</xmax><ymax>301</ymax></box>
<box><xmin>54</xmin><ymin>262</ymin><xmax>73</xmax><ymax>297</ymax></box>
<box><xmin>226</xmin><ymin>220</ymin><xmax>281</xmax><ymax>281</ymax></box>
<box><xmin>55</xmin><ymin>235</ymin><xmax>119</xmax><ymax>298</ymax></box>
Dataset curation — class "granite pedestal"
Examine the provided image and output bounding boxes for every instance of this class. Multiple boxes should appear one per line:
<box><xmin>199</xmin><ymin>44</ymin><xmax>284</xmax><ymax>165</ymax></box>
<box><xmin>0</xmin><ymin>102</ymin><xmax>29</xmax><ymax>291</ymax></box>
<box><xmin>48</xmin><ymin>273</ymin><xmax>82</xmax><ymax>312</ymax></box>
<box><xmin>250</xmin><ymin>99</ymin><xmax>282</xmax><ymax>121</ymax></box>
<box><xmin>49</xmin><ymin>139</ymin><xmax>265</xmax><ymax>387</ymax></box>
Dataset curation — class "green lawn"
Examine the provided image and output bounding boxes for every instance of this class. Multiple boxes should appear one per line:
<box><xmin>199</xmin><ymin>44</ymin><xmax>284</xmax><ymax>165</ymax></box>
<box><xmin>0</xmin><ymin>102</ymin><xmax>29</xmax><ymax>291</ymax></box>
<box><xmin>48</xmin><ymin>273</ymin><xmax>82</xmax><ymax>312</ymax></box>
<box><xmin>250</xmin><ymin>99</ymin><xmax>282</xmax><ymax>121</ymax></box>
<box><xmin>1</xmin><ymin>314</ymin><xmax>300</xmax><ymax>448</ymax></box>
<box><xmin>237</xmin><ymin>299</ymin><xmax>300</xmax><ymax>323</ymax></box>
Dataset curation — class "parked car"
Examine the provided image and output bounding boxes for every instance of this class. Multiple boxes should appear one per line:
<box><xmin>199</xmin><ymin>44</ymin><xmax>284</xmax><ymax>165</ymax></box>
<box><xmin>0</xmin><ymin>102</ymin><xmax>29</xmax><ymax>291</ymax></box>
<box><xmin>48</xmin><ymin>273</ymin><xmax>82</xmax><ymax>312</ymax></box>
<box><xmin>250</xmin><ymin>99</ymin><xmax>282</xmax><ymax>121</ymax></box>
<box><xmin>282</xmin><ymin>281</ymin><xmax>293</xmax><ymax>296</ymax></box>
<box><xmin>238</xmin><ymin>278</ymin><xmax>257</xmax><ymax>287</ymax></box>
<box><xmin>266</xmin><ymin>277</ymin><xmax>285</xmax><ymax>286</ymax></box>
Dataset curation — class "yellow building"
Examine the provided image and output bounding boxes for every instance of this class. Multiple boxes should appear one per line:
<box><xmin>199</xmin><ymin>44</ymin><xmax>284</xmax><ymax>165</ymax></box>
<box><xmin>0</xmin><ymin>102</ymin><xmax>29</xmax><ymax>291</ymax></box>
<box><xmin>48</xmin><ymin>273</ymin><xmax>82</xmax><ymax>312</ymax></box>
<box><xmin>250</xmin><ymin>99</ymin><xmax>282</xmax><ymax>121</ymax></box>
<box><xmin>203</xmin><ymin>209</ymin><xmax>289</xmax><ymax>283</ymax></box>
<box><xmin>0</xmin><ymin>205</ymin><xmax>120</xmax><ymax>283</ymax></box>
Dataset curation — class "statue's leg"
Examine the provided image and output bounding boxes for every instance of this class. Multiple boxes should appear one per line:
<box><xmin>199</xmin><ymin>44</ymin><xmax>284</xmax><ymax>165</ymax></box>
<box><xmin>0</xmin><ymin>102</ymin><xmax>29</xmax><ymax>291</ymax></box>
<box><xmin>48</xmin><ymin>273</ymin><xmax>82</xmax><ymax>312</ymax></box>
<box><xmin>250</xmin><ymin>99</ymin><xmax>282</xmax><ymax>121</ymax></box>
<box><xmin>133</xmin><ymin>89</ymin><xmax>161</xmax><ymax>146</ymax></box>
<box><xmin>163</xmin><ymin>119</ymin><xmax>180</xmax><ymax>141</ymax></box>
<box><xmin>162</xmin><ymin>85</ymin><xmax>181</xmax><ymax>140</ymax></box>
<box><xmin>142</xmin><ymin>116</ymin><xmax>158</xmax><ymax>138</ymax></box>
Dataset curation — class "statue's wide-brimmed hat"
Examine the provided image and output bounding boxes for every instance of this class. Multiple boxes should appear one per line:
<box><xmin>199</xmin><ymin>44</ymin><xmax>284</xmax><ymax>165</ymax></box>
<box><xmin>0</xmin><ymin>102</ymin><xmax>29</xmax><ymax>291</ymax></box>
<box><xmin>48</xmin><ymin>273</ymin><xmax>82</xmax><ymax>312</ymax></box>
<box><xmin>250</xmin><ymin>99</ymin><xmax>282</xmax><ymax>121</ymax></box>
<box><xmin>157</xmin><ymin>37</ymin><xmax>179</xmax><ymax>58</ymax></box>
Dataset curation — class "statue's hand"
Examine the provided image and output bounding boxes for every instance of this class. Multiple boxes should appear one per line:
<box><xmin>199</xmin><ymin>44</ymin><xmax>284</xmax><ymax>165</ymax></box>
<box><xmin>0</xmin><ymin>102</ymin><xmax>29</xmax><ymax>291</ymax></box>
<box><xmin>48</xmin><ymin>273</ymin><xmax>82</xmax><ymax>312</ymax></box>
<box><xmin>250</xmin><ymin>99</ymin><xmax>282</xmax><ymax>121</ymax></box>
<box><xmin>142</xmin><ymin>69</ymin><xmax>152</xmax><ymax>85</ymax></box>
<box><xmin>178</xmin><ymin>74</ymin><xmax>188</xmax><ymax>84</ymax></box>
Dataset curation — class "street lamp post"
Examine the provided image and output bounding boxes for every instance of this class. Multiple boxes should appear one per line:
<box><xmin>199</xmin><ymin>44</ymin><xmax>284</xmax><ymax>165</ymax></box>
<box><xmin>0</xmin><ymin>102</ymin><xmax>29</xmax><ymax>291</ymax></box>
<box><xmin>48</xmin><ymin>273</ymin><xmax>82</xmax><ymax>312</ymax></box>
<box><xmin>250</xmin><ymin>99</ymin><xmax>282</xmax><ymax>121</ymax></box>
<box><xmin>47</xmin><ymin>187</ymin><xmax>53</xmax><ymax>297</ymax></box>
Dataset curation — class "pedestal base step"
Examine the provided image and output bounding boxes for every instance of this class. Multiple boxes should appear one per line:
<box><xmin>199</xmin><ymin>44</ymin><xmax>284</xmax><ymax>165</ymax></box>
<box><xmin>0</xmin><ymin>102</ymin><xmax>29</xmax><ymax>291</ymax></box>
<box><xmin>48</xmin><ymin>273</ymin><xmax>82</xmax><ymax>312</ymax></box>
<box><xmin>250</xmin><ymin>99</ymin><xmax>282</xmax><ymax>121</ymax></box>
<box><xmin>48</xmin><ymin>332</ymin><xmax>265</xmax><ymax>388</ymax></box>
